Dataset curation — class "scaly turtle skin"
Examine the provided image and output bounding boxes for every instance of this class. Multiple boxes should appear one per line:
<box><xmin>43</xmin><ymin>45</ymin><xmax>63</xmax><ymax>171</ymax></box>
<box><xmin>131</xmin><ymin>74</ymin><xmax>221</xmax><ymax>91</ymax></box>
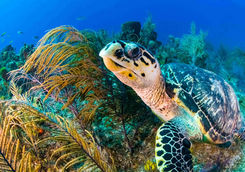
<box><xmin>99</xmin><ymin>40</ymin><xmax>244</xmax><ymax>172</ymax></box>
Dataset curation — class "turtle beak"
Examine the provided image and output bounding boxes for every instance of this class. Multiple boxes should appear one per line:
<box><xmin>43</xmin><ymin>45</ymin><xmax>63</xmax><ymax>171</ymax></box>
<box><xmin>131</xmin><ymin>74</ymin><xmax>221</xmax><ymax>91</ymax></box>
<box><xmin>99</xmin><ymin>43</ymin><xmax>111</xmax><ymax>58</ymax></box>
<box><xmin>99</xmin><ymin>41</ymin><xmax>126</xmax><ymax>72</ymax></box>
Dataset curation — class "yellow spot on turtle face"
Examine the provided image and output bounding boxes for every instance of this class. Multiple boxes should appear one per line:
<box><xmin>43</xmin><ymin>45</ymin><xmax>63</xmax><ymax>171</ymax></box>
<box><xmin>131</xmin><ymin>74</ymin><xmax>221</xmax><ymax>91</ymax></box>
<box><xmin>119</xmin><ymin>71</ymin><xmax>136</xmax><ymax>80</ymax></box>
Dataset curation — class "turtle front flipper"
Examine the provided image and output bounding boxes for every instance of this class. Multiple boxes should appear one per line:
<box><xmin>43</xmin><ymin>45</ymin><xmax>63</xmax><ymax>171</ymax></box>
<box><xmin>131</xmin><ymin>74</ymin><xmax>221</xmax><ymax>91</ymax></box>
<box><xmin>155</xmin><ymin>121</ymin><xmax>193</xmax><ymax>172</ymax></box>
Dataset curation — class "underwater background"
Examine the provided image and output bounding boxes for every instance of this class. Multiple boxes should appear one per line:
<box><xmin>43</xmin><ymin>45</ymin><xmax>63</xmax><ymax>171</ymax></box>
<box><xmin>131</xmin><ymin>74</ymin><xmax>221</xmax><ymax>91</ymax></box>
<box><xmin>0</xmin><ymin>0</ymin><xmax>245</xmax><ymax>171</ymax></box>
<box><xmin>1</xmin><ymin>0</ymin><xmax>245</xmax><ymax>50</ymax></box>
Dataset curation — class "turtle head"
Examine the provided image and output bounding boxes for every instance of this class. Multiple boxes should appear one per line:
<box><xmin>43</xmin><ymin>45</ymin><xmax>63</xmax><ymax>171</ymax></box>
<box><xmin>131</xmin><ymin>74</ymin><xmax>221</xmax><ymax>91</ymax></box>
<box><xmin>99</xmin><ymin>40</ymin><xmax>161</xmax><ymax>89</ymax></box>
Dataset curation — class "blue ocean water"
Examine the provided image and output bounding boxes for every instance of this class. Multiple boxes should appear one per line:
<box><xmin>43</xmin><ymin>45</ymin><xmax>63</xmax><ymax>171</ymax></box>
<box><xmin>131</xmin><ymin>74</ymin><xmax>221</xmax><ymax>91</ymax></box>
<box><xmin>0</xmin><ymin>0</ymin><xmax>245</xmax><ymax>50</ymax></box>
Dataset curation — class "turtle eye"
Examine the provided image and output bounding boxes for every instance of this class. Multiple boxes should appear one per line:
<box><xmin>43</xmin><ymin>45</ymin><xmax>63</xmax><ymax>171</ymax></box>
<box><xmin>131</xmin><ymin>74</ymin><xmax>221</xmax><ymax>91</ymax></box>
<box><xmin>128</xmin><ymin>47</ymin><xmax>141</xmax><ymax>59</ymax></box>
<box><xmin>114</xmin><ymin>49</ymin><xmax>124</xmax><ymax>59</ymax></box>
<box><xmin>132</xmin><ymin>47</ymin><xmax>140</xmax><ymax>57</ymax></box>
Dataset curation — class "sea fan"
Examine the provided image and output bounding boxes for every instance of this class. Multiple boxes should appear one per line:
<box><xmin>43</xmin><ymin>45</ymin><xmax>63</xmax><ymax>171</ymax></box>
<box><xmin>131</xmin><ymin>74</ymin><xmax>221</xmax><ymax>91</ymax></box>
<box><xmin>0</xmin><ymin>101</ymin><xmax>41</xmax><ymax>172</ymax></box>
<box><xmin>10</xmin><ymin>25</ymin><xmax>105</xmax><ymax>125</ymax></box>
<box><xmin>1</xmin><ymin>84</ymin><xmax>116</xmax><ymax>172</ymax></box>
<box><xmin>7</xmin><ymin>26</ymin><xmax>116</xmax><ymax>171</ymax></box>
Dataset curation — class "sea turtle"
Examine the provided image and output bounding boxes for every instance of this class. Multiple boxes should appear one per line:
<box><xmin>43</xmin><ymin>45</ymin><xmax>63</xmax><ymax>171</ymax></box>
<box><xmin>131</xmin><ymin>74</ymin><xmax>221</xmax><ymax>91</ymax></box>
<box><xmin>99</xmin><ymin>40</ymin><xmax>244</xmax><ymax>171</ymax></box>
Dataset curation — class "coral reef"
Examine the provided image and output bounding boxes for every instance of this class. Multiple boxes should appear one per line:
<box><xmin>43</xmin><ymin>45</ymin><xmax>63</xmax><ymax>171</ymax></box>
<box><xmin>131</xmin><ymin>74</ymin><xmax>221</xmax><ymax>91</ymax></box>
<box><xmin>120</xmin><ymin>16</ymin><xmax>163</xmax><ymax>55</ymax></box>
<box><xmin>0</xmin><ymin>43</ymin><xmax>34</xmax><ymax>99</ymax></box>
<box><xmin>0</xmin><ymin>17</ymin><xmax>244</xmax><ymax>171</ymax></box>
<box><xmin>19</xmin><ymin>43</ymin><xmax>34</xmax><ymax>60</ymax></box>
<box><xmin>153</xmin><ymin>22</ymin><xmax>208</xmax><ymax>68</ymax></box>
<box><xmin>139</xmin><ymin>16</ymin><xmax>162</xmax><ymax>54</ymax></box>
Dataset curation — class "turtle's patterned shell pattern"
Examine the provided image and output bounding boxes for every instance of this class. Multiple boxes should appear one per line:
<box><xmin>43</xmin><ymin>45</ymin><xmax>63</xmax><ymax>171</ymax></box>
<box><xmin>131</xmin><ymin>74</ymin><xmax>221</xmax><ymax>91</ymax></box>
<box><xmin>162</xmin><ymin>63</ymin><xmax>242</xmax><ymax>144</ymax></box>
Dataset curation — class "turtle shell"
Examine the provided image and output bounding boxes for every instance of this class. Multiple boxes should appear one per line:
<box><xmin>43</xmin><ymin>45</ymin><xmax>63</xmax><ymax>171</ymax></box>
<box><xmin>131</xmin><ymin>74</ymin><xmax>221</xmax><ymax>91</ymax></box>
<box><xmin>162</xmin><ymin>63</ymin><xmax>242</xmax><ymax>144</ymax></box>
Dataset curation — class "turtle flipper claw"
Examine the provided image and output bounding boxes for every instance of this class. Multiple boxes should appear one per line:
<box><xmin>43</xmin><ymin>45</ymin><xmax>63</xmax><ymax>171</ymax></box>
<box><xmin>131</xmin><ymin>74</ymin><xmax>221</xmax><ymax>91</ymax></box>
<box><xmin>155</xmin><ymin>121</ymin><xmax>193</xmax><ymax>172</ymax></box>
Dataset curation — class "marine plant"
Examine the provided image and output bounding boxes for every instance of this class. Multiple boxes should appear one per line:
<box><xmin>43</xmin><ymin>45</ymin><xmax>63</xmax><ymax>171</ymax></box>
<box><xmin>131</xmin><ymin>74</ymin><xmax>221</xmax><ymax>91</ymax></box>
<box><xmin>0</xmin><ymin>43</ymin><xmax>34</xmax><ymax>99</ymax></box>
<box><xmin>0</xmin><ymin>67</ymin><xmax>8</xmax><ymax>81</ymax></box>
<box><xmin>6</xmin><ymin>26</ymin><xmax>116</xmax><ymax>171</ymax></box>
<box><xmin>0</xmin><ymin>45</ymin><xmax>16</xmax><ymax>61</ymax></box>
<box><xmin>139</xmin><ymin>16</ymin><xmax>157</xmax><ymax>49</ymax></box>
<box><xmin>179</xmin><ymin>22</ymin><xmax>208</xmax><ymax>65</ymax></box>
<box><xmin>0</xmin><ymin>99</ymin><xmax>41</xmax><ymax>172</ymax></box>
<box><xmin>0</xmin><ymin>84</ymin><xmax>115</xmax><ymax>171</ymax></box>
<box><xmin>157</xmin><ymin>22</ymin><xmax>208</xmax><ymax>68</ymax></box>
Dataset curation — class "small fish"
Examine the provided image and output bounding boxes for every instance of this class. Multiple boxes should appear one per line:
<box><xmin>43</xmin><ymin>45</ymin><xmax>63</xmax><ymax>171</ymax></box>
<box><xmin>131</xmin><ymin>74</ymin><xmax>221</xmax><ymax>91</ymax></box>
<box><xmin>76</xmin><ymin>16</ymin><xmax>86</xmax><ymax>21</ymax></box>
<box><xmin>17</xmin><ymin>31</ymin><xmax>23</xmax><ymax>34</ymax></box>
<box><xmin>33</xmin><ymin>35</ymin><xmax>39</xmax><ymax>39</ymax></box>
<box><xmin>1</xmin><ymin>38</ymin><xmax>4</xmax><ymax>43</ymax></box>
<box><xmin>38</xmin><ymin>128</ymin><xmax>45</xmax><ymax>136</ymax></box>
<box><xmin>9</xmin><ymin>40</ymin><xmax>13</xmax><ymax>44</ymax></box>
<box><xmin>1</xmin><ymin>32</ymin><xmax>6</xmax><ymax>37</ymax></box>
